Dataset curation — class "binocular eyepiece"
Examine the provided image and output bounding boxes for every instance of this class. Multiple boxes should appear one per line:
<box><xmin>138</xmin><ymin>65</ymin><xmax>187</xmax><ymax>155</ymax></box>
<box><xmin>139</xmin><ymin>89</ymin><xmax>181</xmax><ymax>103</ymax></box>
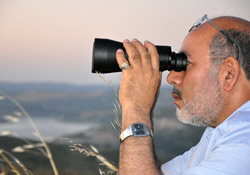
<box><xmin>92</xmin><ymin>38</ymin><xmax>187</xmax><ymax>73</ymax></box>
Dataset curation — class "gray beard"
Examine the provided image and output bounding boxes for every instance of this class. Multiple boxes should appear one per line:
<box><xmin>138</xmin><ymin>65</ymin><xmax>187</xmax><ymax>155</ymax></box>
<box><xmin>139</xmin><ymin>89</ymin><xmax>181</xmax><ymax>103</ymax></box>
<box><xmin>176</xmin><ymin>68</ymin><xmax>224</xmax><ymax>127</ymax></box>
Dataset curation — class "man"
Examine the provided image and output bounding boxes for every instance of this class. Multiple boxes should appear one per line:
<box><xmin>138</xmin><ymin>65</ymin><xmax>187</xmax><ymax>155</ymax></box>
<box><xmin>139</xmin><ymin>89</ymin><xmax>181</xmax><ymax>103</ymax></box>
<box><xmin>115</xmin><ymin>15</ymin><xmax>250</xmax><ymax>175</ymax></box>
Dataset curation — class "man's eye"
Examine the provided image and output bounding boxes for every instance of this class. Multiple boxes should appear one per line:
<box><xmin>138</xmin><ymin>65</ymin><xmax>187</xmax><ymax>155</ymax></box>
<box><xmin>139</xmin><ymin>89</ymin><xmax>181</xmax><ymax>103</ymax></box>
<box><xmin>186</xmin><ymin>61</ymin><xmax>192</xmax><ymax>69</ymax></box>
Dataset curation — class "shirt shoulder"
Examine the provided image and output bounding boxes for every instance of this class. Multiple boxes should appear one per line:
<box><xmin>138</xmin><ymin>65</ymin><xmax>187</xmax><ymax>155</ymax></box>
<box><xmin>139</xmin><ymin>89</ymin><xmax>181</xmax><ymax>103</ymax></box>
<box><xmin>215</xmin><ymin>108</ymin><xmax>250</xmax><ymax>145</ymax></box>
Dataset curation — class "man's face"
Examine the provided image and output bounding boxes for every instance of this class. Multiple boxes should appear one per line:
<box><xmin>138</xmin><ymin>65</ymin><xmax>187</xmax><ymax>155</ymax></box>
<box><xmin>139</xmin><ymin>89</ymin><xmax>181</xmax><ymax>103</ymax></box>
<box><xmin>174</xmin><ymin>67</ymin><xmax>224</xmax><ymax>127</ymax></box>
<box><xmin>167</xmin><ymin>28</ymin><xmax>224</xmax><ymax>127</ymax></box>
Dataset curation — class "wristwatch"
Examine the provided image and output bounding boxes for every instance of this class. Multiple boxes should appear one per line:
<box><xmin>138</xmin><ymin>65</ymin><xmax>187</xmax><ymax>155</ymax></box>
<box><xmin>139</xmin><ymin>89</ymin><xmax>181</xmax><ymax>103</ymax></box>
<box><xmin>120</xmin><ymin>123</ymin><xmax>153</xmax><ymax>142</ymax></box>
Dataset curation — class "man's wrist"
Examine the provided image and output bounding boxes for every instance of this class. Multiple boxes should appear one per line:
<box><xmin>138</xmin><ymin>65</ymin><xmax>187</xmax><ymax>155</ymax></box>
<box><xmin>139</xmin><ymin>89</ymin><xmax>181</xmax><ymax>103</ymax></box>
<box><xmin>120</xmin><ymin>123</ymin><xmax>153</xmax><ymax>142</ymax></box>
<box><xmin>121</xmin><ymin>116</ymin><xmax>152</xmax><ymax>132</ymax></box>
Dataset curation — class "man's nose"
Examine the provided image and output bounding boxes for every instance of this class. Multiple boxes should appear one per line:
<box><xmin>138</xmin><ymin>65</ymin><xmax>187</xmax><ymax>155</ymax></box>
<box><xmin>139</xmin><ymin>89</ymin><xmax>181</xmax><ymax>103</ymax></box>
<box><xmin>167</xmin><ymin>71</ymin><xmax>185</xmax><ymax>86</ymax></box>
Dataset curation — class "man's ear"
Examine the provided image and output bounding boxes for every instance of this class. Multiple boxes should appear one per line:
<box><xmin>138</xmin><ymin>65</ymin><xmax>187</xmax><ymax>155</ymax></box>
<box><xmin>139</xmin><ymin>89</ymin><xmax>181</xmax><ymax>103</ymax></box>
<box><xmin>219</xmin><ymin>56</ymin><xmax>240</xmax><ymax>91</ymax></box>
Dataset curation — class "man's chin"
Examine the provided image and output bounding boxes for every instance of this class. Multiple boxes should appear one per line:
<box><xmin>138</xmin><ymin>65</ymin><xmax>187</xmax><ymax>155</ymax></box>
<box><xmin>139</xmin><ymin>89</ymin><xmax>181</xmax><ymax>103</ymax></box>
<box><xmin>176</xmin><ymin>107</ymin><xmax>187</xmax><ymax>124</ymax></box>
<box><xmin>176</xmin><ymin>108</ymin><xmax>208</xmax><ymax>127</ymax></box>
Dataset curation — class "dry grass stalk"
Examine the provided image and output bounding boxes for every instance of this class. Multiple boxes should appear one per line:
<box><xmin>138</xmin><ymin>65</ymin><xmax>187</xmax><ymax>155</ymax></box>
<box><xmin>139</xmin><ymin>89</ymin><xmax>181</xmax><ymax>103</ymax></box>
<box><xmin>63</xmin><ymin>138</ymin><xmax>119</xmax><ymax>174</ymax></box>
<box><xmin>0</xmin><ymin>91</ymin><xmax>59</xmax><ymax>175</ymax></box>
<box><xmin>95</xmin><ymin>73</ymin><xmax>122</xmax><ymax>131</ymax></box>
<box><xmin>96</xmin><ymin>73</ymin><xmax>122</xmax><ymax>174</ymax></box>
<box><xmin>0</xmin><ymin>149</ymin><xmax>33</xmax><ymax>175</ymax></box>
<box><xmin>111</xmin><ymin>88</ymin><xmax>122</xmax><ymax>133</ymax></box>
<box><xmin>1</xmin><ymin>130</ymin><xmax>48</xmax><ymax>157</ymax></box>
<box><xmin>4</xmin><ymin>115</ymin><xmax>19</xmax><ymax>123</ymax></box>
<box><xmin>0</xmin><ymin>149</ymin><xmax>21</xmax><ymax>175</ymax></box>
<box><xmin>12</xmin><ymin>143</ymin><xmax>44</xmax><ymax>154</ymax></box>
<box><xmin>96</xmin><ymin>72</ymin><xmax>113</xmax><ymax>87</ymax></box>
<box><xmin>0</xmin><ymin>131</ymin><xmax>11</xmax><ymax>136</ymax></box>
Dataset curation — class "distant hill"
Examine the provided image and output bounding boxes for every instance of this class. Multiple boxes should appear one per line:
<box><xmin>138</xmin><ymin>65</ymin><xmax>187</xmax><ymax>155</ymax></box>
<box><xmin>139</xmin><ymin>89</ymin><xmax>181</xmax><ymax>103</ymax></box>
<box><xmin>0</xmin><ymin>82</ymin><xmax>178</xmax><ymax>124</ymax></box>
<box><xmin>0</xmin><ymin>82</ymin><xmax>115</xmax><ymax>123</ymax></box>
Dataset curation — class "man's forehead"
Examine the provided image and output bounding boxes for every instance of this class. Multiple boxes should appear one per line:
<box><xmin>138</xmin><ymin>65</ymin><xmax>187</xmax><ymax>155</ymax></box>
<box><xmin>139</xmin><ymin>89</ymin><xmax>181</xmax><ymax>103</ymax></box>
<box><xmin>180</xmin><ymin>26</ymin><xmax>213</xmax><ymax>52</ymax></box>
<box><xmin>179</xmin><ymin>26</ymin><xmax>213</xmax><ymax>63</ymax></box>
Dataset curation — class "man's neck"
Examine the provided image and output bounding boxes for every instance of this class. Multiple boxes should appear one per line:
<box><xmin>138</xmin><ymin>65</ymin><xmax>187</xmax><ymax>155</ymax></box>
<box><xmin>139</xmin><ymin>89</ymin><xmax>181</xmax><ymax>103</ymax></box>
<box><xmin>215</xmin><ymin>97</ymin><xmax>250</xmax><ymax>128</ymax></box>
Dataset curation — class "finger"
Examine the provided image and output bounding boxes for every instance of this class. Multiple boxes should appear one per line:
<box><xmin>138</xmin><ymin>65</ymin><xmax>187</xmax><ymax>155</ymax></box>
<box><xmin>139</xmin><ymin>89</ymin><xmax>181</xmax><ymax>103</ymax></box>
<box><xmin>123</xmin><ymin>39</ymin><xmax>142</xmax><ymax>69</ymax></box>
<box><xmin>116</xmin><ymin>49</ymin><xmax>131</xmax><ymax>71</ymax></box>
<box><xmin>131</xmin><ymin>39</ymin><xmax>152</xmax><ymax>69</ymax></box>
<box><xmin>144</xmin><ymin>40</ymin><xmax>160</xmax><ymax>71</ymax></box>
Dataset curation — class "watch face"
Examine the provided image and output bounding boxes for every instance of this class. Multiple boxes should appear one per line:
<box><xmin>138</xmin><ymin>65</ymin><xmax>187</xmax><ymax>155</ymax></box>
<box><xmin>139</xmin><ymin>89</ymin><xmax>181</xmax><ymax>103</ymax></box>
<box><xmin>133</xmin><ymin>123</ymin><xmax>146</xmax><ymax>136</ymax></box>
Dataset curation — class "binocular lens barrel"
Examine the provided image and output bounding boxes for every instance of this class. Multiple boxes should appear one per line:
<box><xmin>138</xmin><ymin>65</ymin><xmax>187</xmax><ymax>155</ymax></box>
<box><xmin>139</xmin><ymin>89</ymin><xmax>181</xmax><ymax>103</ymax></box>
<box><xmin>92</xmin><ymin>38</ymin><xmax>187</xmax><ymax>73</ymax></box>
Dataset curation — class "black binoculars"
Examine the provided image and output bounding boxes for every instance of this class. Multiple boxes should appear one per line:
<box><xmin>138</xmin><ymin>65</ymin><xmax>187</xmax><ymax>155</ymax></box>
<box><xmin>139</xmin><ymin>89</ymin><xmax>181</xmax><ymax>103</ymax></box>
<box><xmin>92</xmin><ymin>38</ymin><xmax>187</xmax><ymax>73</ymax></box>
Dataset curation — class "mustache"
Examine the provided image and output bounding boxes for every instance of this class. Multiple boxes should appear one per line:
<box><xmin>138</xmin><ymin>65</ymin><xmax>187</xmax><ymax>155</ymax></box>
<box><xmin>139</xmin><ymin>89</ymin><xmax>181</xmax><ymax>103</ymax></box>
<box><xmin>172</xmin><ymin>87</ymin><xmax>183</xmax><ymax>99</ymax></box>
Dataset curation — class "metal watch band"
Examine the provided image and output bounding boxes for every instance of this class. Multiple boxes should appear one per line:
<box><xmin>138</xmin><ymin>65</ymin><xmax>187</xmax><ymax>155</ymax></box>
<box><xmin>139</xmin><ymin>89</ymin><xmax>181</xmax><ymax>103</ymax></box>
<box><xmin>120</xmin><ymin>123</ymin><xmax>153</xmax><ymax>142</ymax></box>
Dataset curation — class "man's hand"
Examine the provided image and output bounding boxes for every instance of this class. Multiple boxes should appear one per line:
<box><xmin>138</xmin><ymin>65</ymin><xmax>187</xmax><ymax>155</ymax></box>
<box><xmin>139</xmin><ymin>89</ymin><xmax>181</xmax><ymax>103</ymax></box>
<box><xmin>116</xmin><ymin>39</ymin><xmax>162</xmax><ymax>130</ymax></box>
<box><xmin>116</xmin><ymin>39</ymin><xmax>162</xmax><ymax>175</ymax></box>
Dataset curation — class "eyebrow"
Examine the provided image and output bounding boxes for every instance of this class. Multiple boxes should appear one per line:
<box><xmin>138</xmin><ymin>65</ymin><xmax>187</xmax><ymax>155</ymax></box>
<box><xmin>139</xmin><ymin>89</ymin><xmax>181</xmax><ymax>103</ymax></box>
<box><xmin>180</xmin><ymin>50</ymin><xmax>191</xmax><ymax>59</ymax></box>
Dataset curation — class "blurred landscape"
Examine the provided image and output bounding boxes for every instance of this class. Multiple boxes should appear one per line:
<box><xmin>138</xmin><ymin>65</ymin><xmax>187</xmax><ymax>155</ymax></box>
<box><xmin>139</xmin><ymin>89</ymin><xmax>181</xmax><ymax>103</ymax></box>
<box><xmin>0</xmin><ymin>82</ymin><xmax>205</xmax><ymax>174</ymax></box>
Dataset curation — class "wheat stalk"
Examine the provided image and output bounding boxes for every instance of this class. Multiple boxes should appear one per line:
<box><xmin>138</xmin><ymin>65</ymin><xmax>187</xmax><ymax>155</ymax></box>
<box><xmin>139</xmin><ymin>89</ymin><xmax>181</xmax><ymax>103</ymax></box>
<box><xmin>1</xmin><ymin>131</ymin><xmax>48</xmax><ymax>157</ymax></box>
<box><xmin>0</xmin><ymin>149</ymin><xmax>21</xmax><ymax>175</ymax></box>
<box><xmin>0</xmin><ymin>91</ymin><xmax>59</xmax><ymax>175</ymax></box>
<box><xmin>62</xmin><ymin>138</ymin><xmax>119</xmax><ymax>174</ymax></box>
<box><xmin>0</xmin><ymin>148</ymin><xmax>34</xmax><ymax>175</ymax></box>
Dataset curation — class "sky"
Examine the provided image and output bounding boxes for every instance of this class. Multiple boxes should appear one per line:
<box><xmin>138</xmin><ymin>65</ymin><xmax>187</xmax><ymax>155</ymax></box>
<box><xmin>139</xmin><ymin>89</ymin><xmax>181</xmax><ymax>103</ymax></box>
<box><xmin>1</xmin><ymin>0</ymin><xmax>250</xmax><ymax>85</ymax></box>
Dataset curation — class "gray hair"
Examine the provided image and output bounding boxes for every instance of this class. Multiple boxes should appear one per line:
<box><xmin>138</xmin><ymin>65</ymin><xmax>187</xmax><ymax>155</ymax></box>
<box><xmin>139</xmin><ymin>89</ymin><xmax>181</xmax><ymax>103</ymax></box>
<box><xmin>209</xmin><ymin>29</ymin><xmax>250</xmax><ymax>81</ymax></box>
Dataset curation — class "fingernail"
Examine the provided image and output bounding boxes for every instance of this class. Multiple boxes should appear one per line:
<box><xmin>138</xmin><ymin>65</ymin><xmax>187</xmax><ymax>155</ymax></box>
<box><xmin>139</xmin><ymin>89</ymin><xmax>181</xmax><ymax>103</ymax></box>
<box><xmin>117</xmin><ymin>49</ymin><xmax>123</xmax><ymax>53</ymax></box>
<box><xmin>145</xmin><ymin>40</ymin><xmax>151</xmax><ymax>44</ymax></box>
<box><xmin>132</xmin><ymin>38</ymin><xmax>138</xmax><ymax>42</ymax></box>
<box><xmin>124</xmin><ymin>39</ymin><xmax>130</xmax><ymax>43</ymax></box>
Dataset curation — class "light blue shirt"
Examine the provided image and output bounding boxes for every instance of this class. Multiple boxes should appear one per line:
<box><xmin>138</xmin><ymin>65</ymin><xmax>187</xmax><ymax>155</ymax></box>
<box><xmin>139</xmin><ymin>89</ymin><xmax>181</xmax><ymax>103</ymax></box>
<box><xmin>161</xmin><ymin>100</ymin><xmax>250</xmax><ymax>175</ymax></box>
